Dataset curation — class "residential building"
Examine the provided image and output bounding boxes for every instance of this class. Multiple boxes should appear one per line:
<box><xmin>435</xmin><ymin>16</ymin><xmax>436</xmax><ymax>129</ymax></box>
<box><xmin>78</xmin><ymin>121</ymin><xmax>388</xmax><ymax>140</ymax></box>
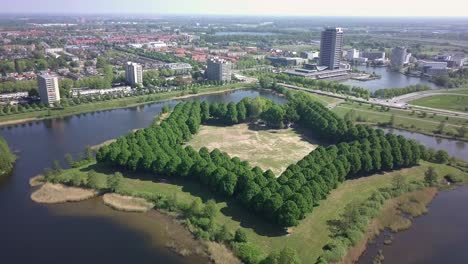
<box><xmin>206</xmin><ymin>57</ymin><xmax>232</xmax><ymax>82</ymax></box>
<box><xmin>301</xmin><ymin>51</ymin><xmax>320</xmax><ymax>60</ymax></box>
<box><xmin>266</xmin><ymin>57</ymin><xmax>308</xmax><ymax>67</ymax></box>
<box><xmin>319</xmin><ymin>28</ymin><xmax>344</xmax><ymax>70</ymax></box>
<box><xmin>347</xmin><ymin>49</ymin><xmax>359</xmax><ymax>61</ymax></box>
<box><xmin>361</xmin><ymin>51</ymin><xmax>386</xmax><ymax>61</ymax></box>
<box><xmin>125</xmin><ymin>62</ymin><xmax>143</xmax><ymax>86</ymax></box>
<box><xmin>163</xmin><ymin>63</ymin><xmax>193</xmax><ymax>75</ymax></box>
<box><xmin>418</xmin><ymin>60</ymin><xmax>448</xmax><ymax>76</ymax></box>
<box><xmin>37</xmin><ymin>74</ymin><xmax>60</xmax><ymax>105</ymax></box>
<box><xmin>391</xmin><ymin>47</ymin><xmax>409</xmax><ymax>70</ymax></box>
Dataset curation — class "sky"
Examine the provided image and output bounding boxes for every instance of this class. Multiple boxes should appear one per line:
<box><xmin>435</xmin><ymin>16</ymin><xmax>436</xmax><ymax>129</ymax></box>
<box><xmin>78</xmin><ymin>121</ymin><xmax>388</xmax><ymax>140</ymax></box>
<box><xmin>2</xmin><ymin>0</ymin><xmax>468</xmax><ymax>17</ymax></box>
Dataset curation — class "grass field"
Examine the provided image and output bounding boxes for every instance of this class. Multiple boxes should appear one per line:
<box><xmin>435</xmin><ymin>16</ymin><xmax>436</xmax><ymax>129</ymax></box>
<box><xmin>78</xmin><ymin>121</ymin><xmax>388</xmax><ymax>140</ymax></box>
<box><xmin>60</xmin><ymin>160</ymin><xmax>468</xmax><ymax>263</ymax></box>
<box><xmin>0</xmin><ymin>83</ymin><xmax>247</xmax><ymax>126</ymax></box>
<box><xmin>410</xmin><ymin>94</ymin><xmax>468</xmax><ymax>113</ymax></box>
<box><xmin>333</xmin><ymin>102</ymin><xmax>468</xmax><ymax>139</ymax></box>
<box><xmin>187</xmin><ymin>124</ymin><xmax>318</xmax><ymax>176</ymax></box>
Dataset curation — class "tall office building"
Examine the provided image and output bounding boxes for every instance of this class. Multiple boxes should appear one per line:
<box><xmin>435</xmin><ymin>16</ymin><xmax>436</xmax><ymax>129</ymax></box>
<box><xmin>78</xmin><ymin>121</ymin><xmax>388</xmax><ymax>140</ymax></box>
<box><xmin>125</xmin><ymin>62</ymin><xmax>143</xmax><ymax>86</ymax></box>
<box><xmin>206</xmin><ymin>57</ymin><xmax>231</xmax><ymax>82</ymax></box>
<box><xmin>319</xmin><ymin>28</ymin><xmax>344</xmax><ymax>70</ymax></box>
<box><xmin>391</xmin><ymin>47</ymin><xmax>408</xmax><ymax>70</ymax></box>
<box><xmin>37</xmin><ymin>73</ymin><xmax>60</xmax><ymax>105</ymax></box>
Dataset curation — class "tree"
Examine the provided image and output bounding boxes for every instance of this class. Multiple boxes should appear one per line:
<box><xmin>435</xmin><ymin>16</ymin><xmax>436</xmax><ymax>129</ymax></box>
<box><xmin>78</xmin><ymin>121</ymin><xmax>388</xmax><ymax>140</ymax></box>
<box><xmin>203</xmin><ymin>199</ymin><xmax>218</xmax><ymax>219</ymax></box>
<box><xmin>424</xmin><ymin>167</ymin><xmax>438</xmax><ymax>186</ymax></box>
<box><xmin>107</xmin><ymin>172</ymin><xmax>123</xmax><ymax>192</ymax></box>
<box><xmin>226</xmin><ymin>102</ymin><xmax>238</xmax><ymax>124</ymax></box>
<box><xmin>237</xmin><ymin>101</ymin><xmax>247</xmax><ymax>122</ymax></box>
<box><xmin>87</xmin><ymin>170</ymin><xmax>106</xmax><ymax>189</ymax></box>
<box><xmin>64</xmin><ymin>153</ymin><xmax>74</xmax><ymax>167</ymax></box>
<box><xmin>0</xmin><ymin>136</ymin><xmax>15</xmax><ymax>176</ymax></box>
<box><xmin>433</xmin><ymin>150</ymin><xmax>449</xmax><ymax>164</ymax></box>
<box><xmin>187</xmin><ymin>197</ymin><xmax>203</xmax><ymax>217</ymax></box>
<box><xmin>261</xmin><ymin>105</ymin><xmax>285</xmax><ymax>128</ymax></box>
<box><xmin>436</xmin><ymin>121</ymin><xmax>446</xmax><ymax>134</ymax></box>
<box><xmin>392</xmin><ymin>174</ymin><xmax>406</xmax><ymax>191</ymax></box>
<box><xmin>457</xmin><ymin>124</ymin><xmax>467</xmax><ymax>138</ymax></box>
<box><xmin>234</xmin><ymin>228</ymin><xmax>248</xmax><ymax>243</ymax></box>
<box><xmin>52</xmin><ymin>160</ymin><xmax>62</xmax><ymax>174</ymax></box>
<box><xmin>215</xmin><ymin>224</ymin><xmax>232</xmax><ymax>242</ymax></box>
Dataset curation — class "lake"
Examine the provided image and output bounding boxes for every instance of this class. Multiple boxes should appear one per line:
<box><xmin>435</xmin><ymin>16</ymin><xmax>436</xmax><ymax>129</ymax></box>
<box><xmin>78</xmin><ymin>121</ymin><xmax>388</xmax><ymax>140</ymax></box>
<box><xmin>0</xmin><ymin>88</ymin><xmax>465</xmax><ymax>264</ymax></box>
<box><xmin>0</xmin><ymin>89</ymin><xmax>285</xmax><ymax>264</ymax></box>
<box><xmin>342</xmin><ymin>65</ymin><xmax>439</xmax><ymax>92</ymax></box>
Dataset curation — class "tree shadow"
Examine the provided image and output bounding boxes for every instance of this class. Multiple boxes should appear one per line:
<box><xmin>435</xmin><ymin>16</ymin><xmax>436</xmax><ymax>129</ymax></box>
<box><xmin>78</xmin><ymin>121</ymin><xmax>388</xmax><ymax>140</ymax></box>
<box><xmin>80</xmin><ymin>163</ymin><xmax>287</xmax><ymax>237</ymax></box>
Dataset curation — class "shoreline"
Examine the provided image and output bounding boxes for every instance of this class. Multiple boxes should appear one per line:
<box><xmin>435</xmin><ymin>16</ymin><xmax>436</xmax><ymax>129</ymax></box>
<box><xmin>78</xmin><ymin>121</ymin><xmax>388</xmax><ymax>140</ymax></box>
<box><xmin>370</xmin><ymin>123</ymin><xmax>468</xmax><ymax>143</ymax></box>
<box><xmin>30</xmin><ymin>180</ymin><xmax>236</xmax><ymax>263</ymax></box>
<box><xmin>31</xmin><ymin>183</ymin><xmax>99</xmax><ymax>204</ymax></box>
<box><xmin>0</xmin><ymin>85</ymin><xmax>249</xmax><ymax>127</ymax></box>
<box><xmin>342</xmin><ymin>187</ymin><xmax>438</xmax><ymax>264</ymax></box>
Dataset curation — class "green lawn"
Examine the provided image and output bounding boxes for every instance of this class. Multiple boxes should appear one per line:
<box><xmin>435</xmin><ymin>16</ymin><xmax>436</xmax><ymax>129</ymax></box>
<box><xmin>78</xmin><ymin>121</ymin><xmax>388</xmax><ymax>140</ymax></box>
<box><xmin>187</xmin><ymin>124</ymin><xmax>317</xmax><ymax>176</ymax></box>
<box><xmin>333</xmin><ymin>102</ymin><xmax>468</xmax><ymax>139</ymax></box>
<box><xmin>410</xmin><ymin>94</ymin><xmax>468</xmax><ymax>113</ymax></box>
<box><xmin>59</xmin><ymin>161</ymin><xmax>468</xmax><ymax>263</ymax></box>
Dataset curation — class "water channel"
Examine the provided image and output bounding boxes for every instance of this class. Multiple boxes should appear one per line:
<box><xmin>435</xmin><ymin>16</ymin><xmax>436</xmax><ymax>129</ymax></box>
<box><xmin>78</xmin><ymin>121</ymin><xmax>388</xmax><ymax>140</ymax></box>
<box><xmin>0</xmin><ymin>88</ymin><xmax>465</xmax><ymax>264</ymax></box>
<box><xmin>342</xmin><ymin>65</ymin><xmax>439</xmax><ymax>92</ymax></box>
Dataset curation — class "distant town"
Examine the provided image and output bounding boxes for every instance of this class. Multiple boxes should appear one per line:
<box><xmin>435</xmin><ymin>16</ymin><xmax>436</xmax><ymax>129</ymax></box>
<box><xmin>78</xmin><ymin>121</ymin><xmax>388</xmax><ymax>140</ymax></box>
<box><xmin>0</xmin><ymin>16</ymin><xmax>466</xmax><ymax>109</ymax></box>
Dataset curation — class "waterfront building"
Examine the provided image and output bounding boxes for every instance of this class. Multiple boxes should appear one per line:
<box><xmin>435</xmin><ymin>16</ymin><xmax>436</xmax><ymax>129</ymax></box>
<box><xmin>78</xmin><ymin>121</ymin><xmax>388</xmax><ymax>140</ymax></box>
<box><xmin>206</xmin><ymin>57</ymin><xmax>232</xmax><ymax>82</ymax></box>
<box><xmin>37</xmin><ymin>74</ymin><xmax>60</xmax><ymax>105</ymax></box>
<box><xmin>125</xmin><ymin>62</ymin><xmax>143</xmax><ymax>87</ymax></box>
<box><xmin>391</xmin><ymin>47</ymin><xmax>409</xmax><ymax>70</ymax></box>
<box><xmin>347</xmin><ymin>49</ymin><xmax>359</xmax><ymax>61</ymax></box>
<box><xmin>361</xmin><ymin>51</ymin><xmax>386</xmax><ymax>61</ymax></box>
<box><xmin>418</xmin><ymin>60</ymin><xmax>448</xmax><ymax>76</ymax></box>
<box><xmin>319</xmin><ymin>28</ymin><xmax>344</xmax><ymax>70</ymax></box>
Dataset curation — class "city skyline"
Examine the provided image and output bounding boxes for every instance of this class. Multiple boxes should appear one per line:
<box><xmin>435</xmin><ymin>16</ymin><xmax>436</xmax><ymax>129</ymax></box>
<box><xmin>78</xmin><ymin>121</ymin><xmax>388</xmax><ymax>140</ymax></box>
<box><xmin>1</xmin><ymin>0</ymin><xmax>467</xmax><ymax>17</ymax></box>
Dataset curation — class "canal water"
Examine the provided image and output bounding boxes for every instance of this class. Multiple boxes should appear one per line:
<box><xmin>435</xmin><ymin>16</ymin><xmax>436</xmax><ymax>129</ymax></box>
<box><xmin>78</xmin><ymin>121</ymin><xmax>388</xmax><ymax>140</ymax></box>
<box><xmin>1</xmin><ymin>88</ymin><xmax>466</xmax><ymax>264</ymax></box>
<box><xmin>359</xmin><ymin>185</ymin><xmax>468</xmax><ymax>264</ymax></box>
<box><xmin>342</xmin><ymin>65</ymin><xmax>439</xmax><ymax>92</ymax></box>
<box><xmin>0</xmin><ymin>89</ymin><xmax>285</xmax><ymax>264</ymax></box>
<box><xmin>380</xmin><ymin>127</ymin><xmax>468</xmax><ymax>161</ymax></box>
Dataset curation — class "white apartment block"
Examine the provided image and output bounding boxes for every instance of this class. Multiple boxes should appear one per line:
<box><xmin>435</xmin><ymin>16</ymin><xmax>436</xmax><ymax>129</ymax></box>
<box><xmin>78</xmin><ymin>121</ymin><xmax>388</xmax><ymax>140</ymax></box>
<box><xmin>37</xmin><ymin>74</ymin><xmax>60</xmax><ymax>105</ymax></box>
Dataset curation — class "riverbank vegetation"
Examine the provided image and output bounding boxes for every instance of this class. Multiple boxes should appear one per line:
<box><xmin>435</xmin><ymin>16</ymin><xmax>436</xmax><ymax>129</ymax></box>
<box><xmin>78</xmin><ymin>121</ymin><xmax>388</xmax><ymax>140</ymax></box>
<box><xmin>0</xmin><ymin>83</ymin><xmax>247</xmax><ymax>126</ymax></box>
<box><xmin>410</xmin><ymin>94</ymin><xmax>468</xmax><ymax>113</ymax></box>
<box><xmin>333</xmin><ymin>101</ymin><xmax>468</xmax><ymax>141</ymax></box>
<box><xmin>0</xmin><ymin>136</ymin><xmax>15</xmax><ymax>177</ymax></box>
<box><xmin>373</xmin><ymin>85</ymin><xmax>430</xmax><ymax>99</ymax></box>
<box><xmin>254</xmin><ymin>73</ymin><xmax>371</xmax><ymax>98</ymax></box>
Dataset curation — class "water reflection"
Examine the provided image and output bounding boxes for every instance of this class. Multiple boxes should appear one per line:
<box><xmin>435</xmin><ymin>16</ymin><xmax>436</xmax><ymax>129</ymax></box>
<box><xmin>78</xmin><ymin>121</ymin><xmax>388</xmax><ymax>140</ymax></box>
<box><xmin>0</xmin><ymin>89</ymin><xmax>283</xmax><ymax>264</ymax></box>
<box><xmin>381</xmin><ymin>127</ymin><xmax>467</xmax><ymax>161</ymax></box>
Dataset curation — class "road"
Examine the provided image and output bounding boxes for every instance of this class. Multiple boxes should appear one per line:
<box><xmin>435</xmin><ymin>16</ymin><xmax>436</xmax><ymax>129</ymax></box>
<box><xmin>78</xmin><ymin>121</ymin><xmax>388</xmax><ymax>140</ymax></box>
<box><xmin>279</xmin><ymin>83</ymin><xmax>468</xmax><ymax>120</ymax></box>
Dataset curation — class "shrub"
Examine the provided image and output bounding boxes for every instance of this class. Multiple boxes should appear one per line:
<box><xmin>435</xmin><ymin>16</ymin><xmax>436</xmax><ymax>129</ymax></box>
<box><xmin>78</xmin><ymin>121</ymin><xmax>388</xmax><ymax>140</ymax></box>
<box><xmin>234</xmin><ymin>228</ymin><xmax>248</xmax><ymax>243</ymax></box>
<box><xmin>444</xmin><ymin>173</ymin><xmax>463</xmax><ymax>183</ymax></box>
<box><xmin>232</xmin><ymin>242</ymin><xmax>265</xmax><ymax>264</ymax></box>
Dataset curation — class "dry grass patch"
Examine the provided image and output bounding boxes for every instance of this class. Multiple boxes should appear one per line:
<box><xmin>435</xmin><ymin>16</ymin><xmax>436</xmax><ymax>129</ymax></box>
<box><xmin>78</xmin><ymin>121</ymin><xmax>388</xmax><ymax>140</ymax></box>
<box><xmin>206</xmin><ymin>241</ymin><xmax>241</xmax><ymax>264</ymax></box>
<box><xmin>188</xmin><ymin>123</ymin><xmax>317</xmax><ymax>175</ymax></box>
<box><xmin>102</xmin><ymin>193</ymin><xmax>154</xmax><ymax>212</ymax></box>
<box><xmin>29</xmin><ymin>175</ymin><xmax>46</xmax><ymax>187</ymax></box>
<box><xmin>31</xmin><ymin>183</ymin><xmax>98</xmax><ymax>204</ymax></box>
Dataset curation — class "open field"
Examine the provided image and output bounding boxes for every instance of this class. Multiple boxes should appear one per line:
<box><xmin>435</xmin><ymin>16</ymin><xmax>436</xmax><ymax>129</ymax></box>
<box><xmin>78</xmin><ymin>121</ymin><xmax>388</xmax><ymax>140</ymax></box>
<box><xmin>0</xmin><ymin>83</ymin><xmax>247</xmax><ymax>126</ymax></box>
<box><xmin>49</xmin><ymin>160</ymin><xmax>468</xmax><ymax>263</ymax></box>
<box><xmin>333</xmin><ymin>102</ymin><xmax>468</xmax><ymax>139</ymax></box>
<box><xmin>187</xmin><ymin>124</ymin><xmax>318</xmax><ymax>175</ymax></box>
<box><xmin>410</xmin><ymin>95</ymin><xmax>468</xmax><ymax>113</ymax></box>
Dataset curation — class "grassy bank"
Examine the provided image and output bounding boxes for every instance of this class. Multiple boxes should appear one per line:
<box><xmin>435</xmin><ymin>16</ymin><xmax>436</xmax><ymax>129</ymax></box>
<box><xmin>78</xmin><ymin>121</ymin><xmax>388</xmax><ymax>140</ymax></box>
<box><xmin>40</xmin><ymin>159</ymin><xmax>468</xmax><ymax>263</ymax></box>
<box><xmin>340</xmin><ymin>187</ymin><xmax>438</xmax><ymax>264</ymax></box>
<box><xmin>410</xmin><ymin>94</ymin><xmax>468</xmax><ymax>113</ymax></box>
<box><xmin>333</xmin><ymin>102</ymin><xmax>468</xmax><ymax>140</ymax></box>
<box><xmin>0</xmin><ymin>83</ymin><xmax>248</xmax><ymax>126</ymax></box>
